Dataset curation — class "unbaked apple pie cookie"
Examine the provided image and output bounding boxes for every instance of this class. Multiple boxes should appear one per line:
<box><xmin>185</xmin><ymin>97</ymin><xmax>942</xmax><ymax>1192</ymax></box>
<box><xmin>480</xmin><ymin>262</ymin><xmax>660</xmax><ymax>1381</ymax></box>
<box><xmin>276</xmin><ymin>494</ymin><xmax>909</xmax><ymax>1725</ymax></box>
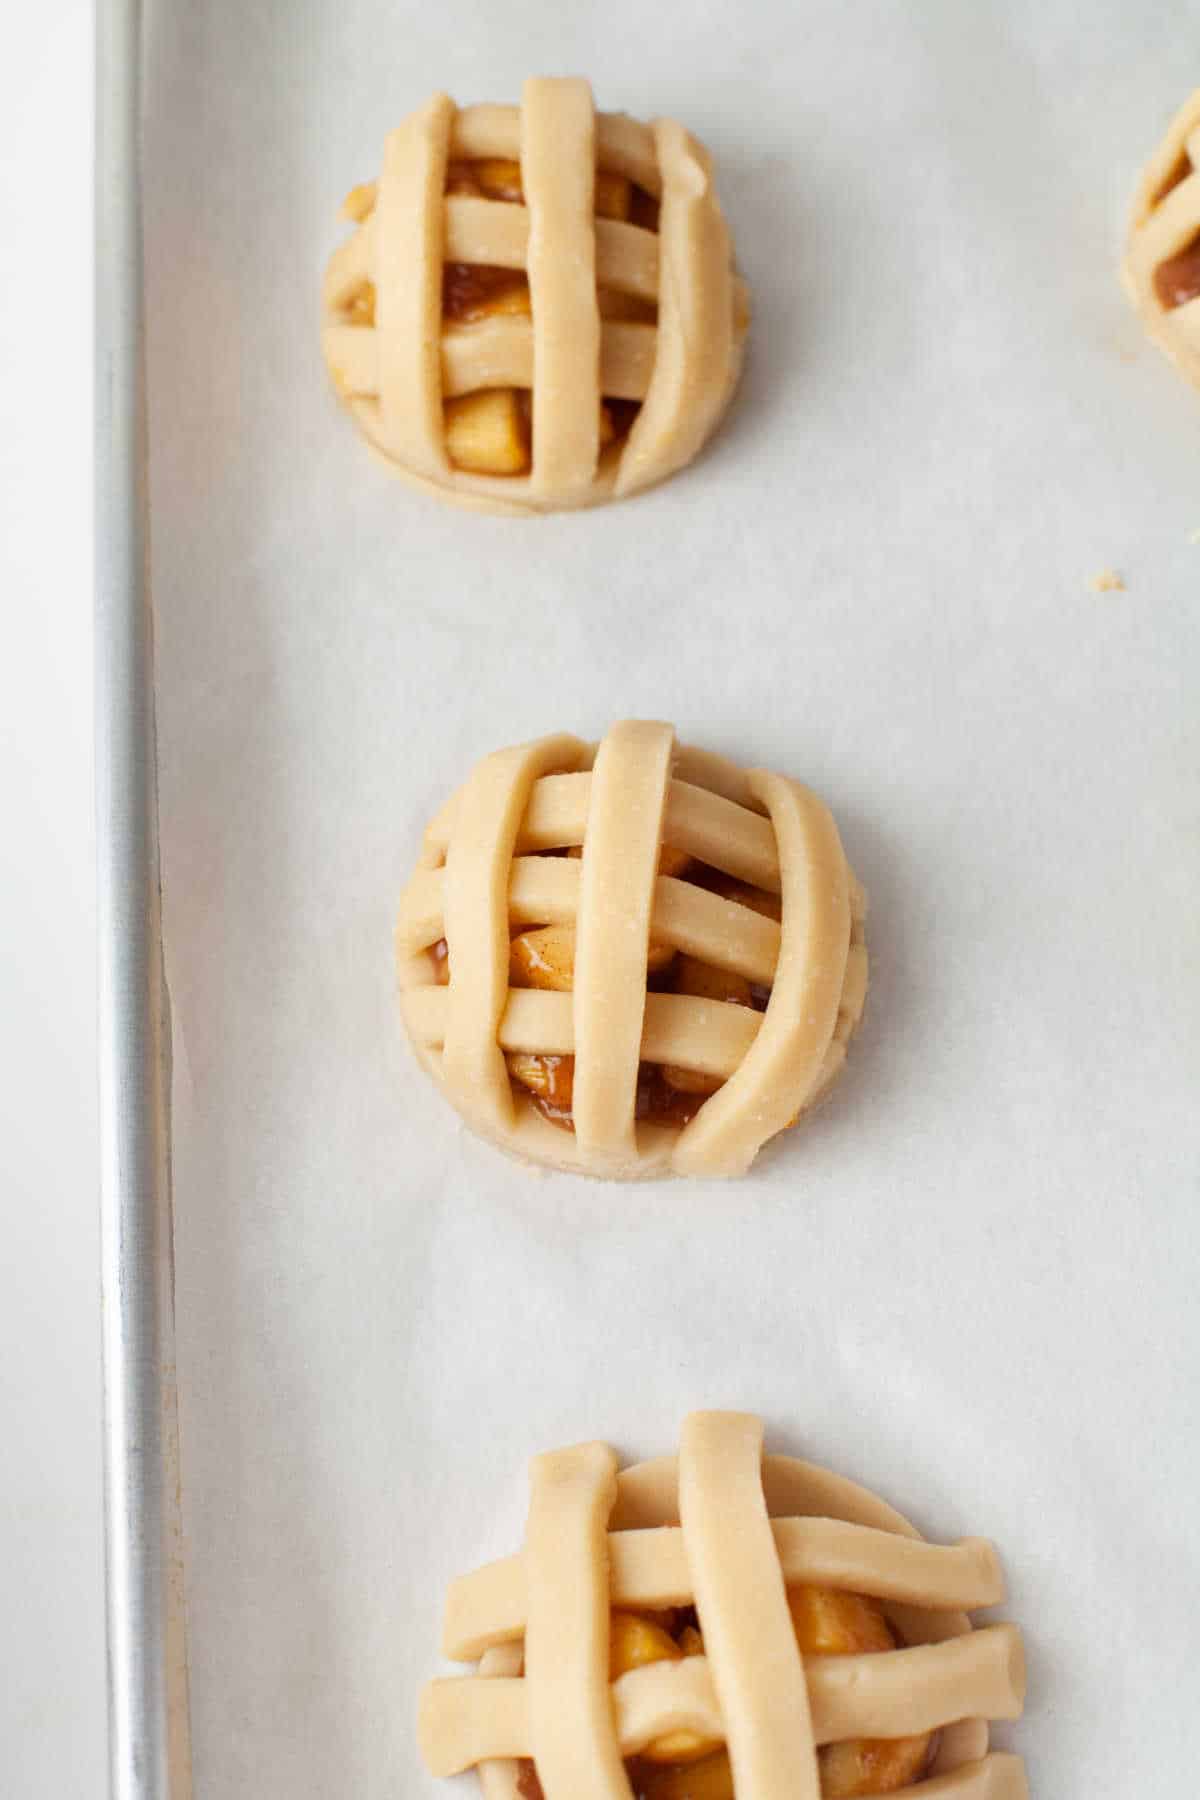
<box><xmin>321</xmin><ymin>78</ymin><xmax>750</xmax><ymax>512</ymax></box>
<box><xmin>418</xmin><ymin>1411</ymin><xmax>1028</xmax><ymax>1800</ymax></box>
<box><xmin>395</xmin><ymin>721</ymin><xmax>868</xmax><ymax>1179</ymax></box>
<box><xmin>1123</xmin><ymin>87</ymin><xmax>1200</xmax><ymax>388</ymax></box>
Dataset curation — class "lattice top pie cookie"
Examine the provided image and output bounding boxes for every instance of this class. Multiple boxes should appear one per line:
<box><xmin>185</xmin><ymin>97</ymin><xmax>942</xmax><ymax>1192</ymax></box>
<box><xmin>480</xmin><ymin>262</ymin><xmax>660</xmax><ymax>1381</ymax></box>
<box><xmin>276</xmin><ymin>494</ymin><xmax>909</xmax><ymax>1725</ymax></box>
<box><xmin>418</xmin><ymin>1411</ymin><xmax>1028</xmax><ymax>1800</ymax></box>
<box><xmin>321</xmin><ymin>78</ymin><xmax>750</xmax><ymax>513</ymax></box>
<box><xmin>1123</xmin><ymin>87</ymin><xmax>1200</xmax><ymax>388</ymax></box>
<box><xmin>395</xmin><ymin>721</ymin><xmax>867</xmax><ymax>1180</ymax></box>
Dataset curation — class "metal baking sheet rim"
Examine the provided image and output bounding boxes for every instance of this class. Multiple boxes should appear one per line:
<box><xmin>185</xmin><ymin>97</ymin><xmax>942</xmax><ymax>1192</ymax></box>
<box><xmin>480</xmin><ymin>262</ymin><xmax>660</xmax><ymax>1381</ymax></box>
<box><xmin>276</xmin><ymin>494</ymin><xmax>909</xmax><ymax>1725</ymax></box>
<box><xmin>96</xmin><ymin>0</ymin><xmax>194</xmax><ymax>1794</ymax></box>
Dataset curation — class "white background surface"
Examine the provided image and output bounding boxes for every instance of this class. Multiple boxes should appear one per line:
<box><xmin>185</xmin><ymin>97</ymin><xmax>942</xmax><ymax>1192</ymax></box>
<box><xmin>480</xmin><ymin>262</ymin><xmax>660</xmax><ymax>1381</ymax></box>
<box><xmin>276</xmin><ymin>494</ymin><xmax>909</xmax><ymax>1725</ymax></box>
<box><xmin>146</xmin><ymin>4</ymin><xmax>1200</xmax><ymax>1798</ymax></box>
<box><xmin>0</xmin><ymin>3</ymin><xmax>107</xmax><ymax>1796</ymax></box>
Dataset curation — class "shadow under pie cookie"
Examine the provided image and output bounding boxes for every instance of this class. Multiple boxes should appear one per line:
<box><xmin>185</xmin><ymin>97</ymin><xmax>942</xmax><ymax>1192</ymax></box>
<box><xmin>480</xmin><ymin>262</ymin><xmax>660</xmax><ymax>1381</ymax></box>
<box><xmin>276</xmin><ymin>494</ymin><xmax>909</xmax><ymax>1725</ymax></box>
<box><xmin>1123</xmin><ymin>87</ymin><xmax>1200</xmax><ymax>389</ymax></box>
<box><xmin>418</xmin><ymin>1411</ymin><xmax>1028</xmax><ymax>1800</ymax></box>
<box><xmin>394</xmin><ymin>721</ymin><xmax>869</xmax><ymax>1180</ymax></box>
<box><xmin>321</xmin><ymin>78</ymin><xmax>750</xmax><ymax>514</ymax></box>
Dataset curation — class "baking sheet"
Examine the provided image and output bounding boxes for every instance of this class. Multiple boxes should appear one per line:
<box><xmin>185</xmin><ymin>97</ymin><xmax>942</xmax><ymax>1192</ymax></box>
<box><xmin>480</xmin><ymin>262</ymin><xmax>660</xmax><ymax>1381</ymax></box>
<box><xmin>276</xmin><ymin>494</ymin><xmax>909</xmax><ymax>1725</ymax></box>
<box><xmin>143</xmin><ymin>0</ymin><xmax>1200</xmax><ymax>1793</ymax></box>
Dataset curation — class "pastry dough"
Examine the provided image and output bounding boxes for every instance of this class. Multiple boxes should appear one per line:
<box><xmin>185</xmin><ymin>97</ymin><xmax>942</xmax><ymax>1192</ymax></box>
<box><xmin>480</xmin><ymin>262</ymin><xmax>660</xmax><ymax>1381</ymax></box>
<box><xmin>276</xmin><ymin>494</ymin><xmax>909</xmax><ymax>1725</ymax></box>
<box><xmin>418</xmin><ymin>1412</ymin><xmax>1029</xmax><ymax>1800</ymax></box>
<box><xmin>395</xmin><ymin>721</ymin><xmax>868</xmax><ymax>1179</ymax></box>
<box><xmin>1123</xmin><ymin>87</ymin><xmax>1200</xmax><ymax>389</ymax></box>
<box><xmin>321</xmin><ymin>79</ymin><xmax>750</xmax><ymax>513</ymax></box>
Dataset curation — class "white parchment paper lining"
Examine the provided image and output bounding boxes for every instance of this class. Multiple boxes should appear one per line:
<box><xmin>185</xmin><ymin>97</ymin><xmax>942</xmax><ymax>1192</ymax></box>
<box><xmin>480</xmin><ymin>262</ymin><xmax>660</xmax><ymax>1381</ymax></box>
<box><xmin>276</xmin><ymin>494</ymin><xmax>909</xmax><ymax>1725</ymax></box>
<box><xmin>144</xmin><ymin>2</ymin><xmax>1200</xmax><ymax>1794</ymax></box>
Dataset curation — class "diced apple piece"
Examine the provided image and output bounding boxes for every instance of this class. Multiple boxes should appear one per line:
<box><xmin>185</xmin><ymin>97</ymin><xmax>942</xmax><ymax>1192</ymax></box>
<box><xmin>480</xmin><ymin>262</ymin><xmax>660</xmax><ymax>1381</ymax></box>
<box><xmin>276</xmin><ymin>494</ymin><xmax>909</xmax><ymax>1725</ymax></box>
<box><xmin>444</xmin><ymin>389</ymin><xmax>531</xmax><ymax>475</ymax></box>
<box><xmin>444</xmin><ymin>156</ymin><xmax>630</xmax><ymax>221</ymax></box>
<box><xmin>473</xmin><ymin>157</ymin><xmax>525</xmax><ymax>202</ymax></box>
<box><xmin>443</xmin><ymin>263</ymin><xmax>532</xmax><ymax>324</ymax></box>
<box><xmin>446</xmin><ymin>158</ymin><xmax>524</xmax><ymax>202</ymax></box>
<box><xmin>818</xmin><ymin>1735</ymin><xmax>936</xmax><ymax>1797</ymax></box>
<box><xmin>609</xmin><ymin>1612</ymin><xmax>681</xmax><ymax>1679</ymax></box>
<box><xmin>790</xmin><ymin>1588</ymin><xmax>936</xmax><ymax>1796</ymax></box>
<box><xmin>507</xmin><ymin>1051</ymin><xmax>574</xmax><ymax>1114</ymax></box>
<box><xmin>638</xmin><ymin>1751</ymin><xmax>735</xmax><ymax>1800</ymax></box>
<box><xmin>609</xmin><ymin>1615</ymin><xmax>720</xmax><ymax>1765</ymax></box>
<box><xmin>510</xmin><ymin>923</ymin><xmax>674</xmax><ymax>989</ymax></box>
<box><xmin>789</xmin><ymin>1586</ymin><xmax>894</xmax><ymax>1657</ymax></box>
<box><xmin>509</xmin><ymin>924</ymin><xmax>576</xmax><ymax>990</ymax></box>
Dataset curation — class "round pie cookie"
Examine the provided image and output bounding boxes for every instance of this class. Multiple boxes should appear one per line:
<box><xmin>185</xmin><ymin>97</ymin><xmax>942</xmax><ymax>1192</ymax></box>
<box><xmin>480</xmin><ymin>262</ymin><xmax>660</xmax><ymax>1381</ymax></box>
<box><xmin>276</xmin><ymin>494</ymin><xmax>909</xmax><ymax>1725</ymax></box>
<box><xmin>395</xmin><ymin>720</ymin><xmax>868</xmax><ymax>1180</ymax></box>
<box><xmin>321</xmin><ymin>78</ymin><xmax>750</xmax><ymax>514</ymax></box>
<box><xmin>418</xmin><ymin>1410</ymin><xmax>1029</xmax><ymax>1800</ymax></box>
<box><xmin>1123</xmin><ymin>87</ymin><xmax>1200</xmax><ymax>388</ymax></box>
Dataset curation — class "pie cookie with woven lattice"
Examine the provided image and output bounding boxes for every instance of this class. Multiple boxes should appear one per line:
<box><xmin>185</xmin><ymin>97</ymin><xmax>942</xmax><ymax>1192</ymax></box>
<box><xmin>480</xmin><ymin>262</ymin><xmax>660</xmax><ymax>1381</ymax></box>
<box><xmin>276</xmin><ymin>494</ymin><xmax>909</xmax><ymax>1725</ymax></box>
<box><xmin>321</xmin><ymin>78</ymin><xmax>750</xmax><ymax>513</ymax></box>
<box><xmin>418</xmin><ymin>1410</ymin><xmax>1028</xmax><ymax>1800</ymax></box>
<box><xmin>1123</xmin><ymin>88</ymin><xmax>1200</xmax><ymax>388</ymax></box>
<box><xmin>395</xmin><ymin>721</ymin><xmax>867</xmax><ymax>1179</ymax></box>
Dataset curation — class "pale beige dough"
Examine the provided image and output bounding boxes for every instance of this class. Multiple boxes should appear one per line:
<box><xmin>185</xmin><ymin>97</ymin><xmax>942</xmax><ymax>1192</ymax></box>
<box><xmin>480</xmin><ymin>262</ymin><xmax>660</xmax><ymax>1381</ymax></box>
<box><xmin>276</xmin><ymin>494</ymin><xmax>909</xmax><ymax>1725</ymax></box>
<box><xmin>321</xmin><ymin>78</ymin><xmax>751</xmax><ymax>513</ymax></box>
<box><xmin>395</xmin><ymin>720</ymin><xmax>869</xmax><ymax>1180</ymax></box>
<box><xmin>1122</xmin><ymin>87</ymin><xmax>1200</xmax><ymax>389</ymax></box>
<box><xmin>417</xmin><ymin>1411</ymin><xmax>1029</xmax><ymax>1800</ymax></box>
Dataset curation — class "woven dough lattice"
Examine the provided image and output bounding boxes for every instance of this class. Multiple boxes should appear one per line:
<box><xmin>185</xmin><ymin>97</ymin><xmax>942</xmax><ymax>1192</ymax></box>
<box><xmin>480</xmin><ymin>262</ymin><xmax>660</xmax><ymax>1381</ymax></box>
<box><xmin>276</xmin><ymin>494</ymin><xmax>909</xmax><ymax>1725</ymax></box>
<box><xmin>418</xmin><ymin>1412</ymin><xmax>1028</xmax><ymax>1800</ymax></box>
<box><xmin>395</xmin><ymin>721</ymin><xmax>868</xmax><ymax>1179</ymax></box>
<box><xmin>1123</xmin><ymin>88</ymin><xmax>1200</xmax><ymax>389</ymax></box>
<box><xmin>322</xmin><ymin>77</ymin><xmax>750</xmax><ymax>513</ymax></box>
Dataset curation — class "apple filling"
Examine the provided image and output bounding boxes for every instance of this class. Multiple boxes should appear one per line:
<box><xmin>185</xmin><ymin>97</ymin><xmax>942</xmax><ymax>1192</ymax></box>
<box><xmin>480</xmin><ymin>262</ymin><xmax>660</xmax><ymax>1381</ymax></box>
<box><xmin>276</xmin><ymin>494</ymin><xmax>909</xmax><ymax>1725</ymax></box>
<box><xmin>428</xmin><ymin>849</ymin><xmax>863</xmax><ymax>1134</ymax></box>
<box><xmin>427</xmin><ymin>851</ymin><xmax>776</xmax><ymax>1131</ymax></box>
<box><xmin>337</xmin><ymin>156</ymin><xmax>658</xmax><ymax>475</ymax></box>
<box><xmin>513</xmin><ymin>1587</ymin><xmax>937</xmax><ymax>1800</ymax></box>
<box><xmin>439</xmin><ymin>157</ymin><xmax>657</xmax><ymax>474</ymax></box>
<box><xmin>1154</xmin><ymin>228</ymin><xmax>1200</xmax><ymax>309</ymax></box>
<box><xmin>1152</xmin><ymin>147</ymin><xmax>1192</xmax><ymax>209</ymax></box>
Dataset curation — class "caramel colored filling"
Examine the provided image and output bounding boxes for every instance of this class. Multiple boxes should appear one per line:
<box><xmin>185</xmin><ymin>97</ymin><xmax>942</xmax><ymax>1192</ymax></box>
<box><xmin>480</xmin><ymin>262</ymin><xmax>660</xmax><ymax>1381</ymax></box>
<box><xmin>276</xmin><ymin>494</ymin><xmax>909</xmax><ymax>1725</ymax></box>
<box><xmin>443</xmin><ymin>389</ymin><xmax>532</xmax><ymax>476</ymax></box>
<box><xmin>1154</xmin><ymin>231</ymin><xmax>1200</xmax><ymax>309</ymax></box>
<box><xmin>1152</xmin><ymin>149</ymin><xmax>1192</xmax><ymax>209</ymax></box>
<box><xmin>437</xmin><ymin>157</ymin><xmax>656</xmax><ymax>475</ymax></box>
<box><xmin>506</xmin><ymin>858</ymin><xmax>775</xmax><ymax>1131</ymax></box>
<box><xmin>513</xmin><ymin>1588</ymin><xmax>937</xmax><ymax>1800</ymax></box>
<box><xmin>427</xmin><ymin>841</ymin><xmax>864</xmax><ymax>1137</ymax></box>
<box><xmin>443</xmin><ymin>261</ymin><xmax>533</xmax><ymax>324</ymax></box>
<box><xmin>446</xmin><ymin>156</ymin><xmax>640</xmax><ymax>223</ymax></box>
<box><xmin>334</xmin><ymin>158</ymin><xmax>656</xmax><ymax>474</ymax></box>
<box><xmin>428</xmin><ymin>857</ymin><xmax>787</xmax><ymax>1133</ymax></box>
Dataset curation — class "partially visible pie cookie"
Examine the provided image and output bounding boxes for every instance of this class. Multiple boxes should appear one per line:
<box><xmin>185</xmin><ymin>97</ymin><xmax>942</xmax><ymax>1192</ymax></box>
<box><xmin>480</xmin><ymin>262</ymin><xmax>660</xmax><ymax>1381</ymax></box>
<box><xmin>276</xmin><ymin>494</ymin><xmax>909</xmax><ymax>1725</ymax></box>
<box><xmin>322</xmin><ymin>78</ymin><xmax>750</xmax><ymax>513</ymax></box>
<box><xmin>394</xmin><ymin>721</ymin><xmax>868</xmax><ymax>1179</ymax></box>
<box><xmin>1123</xmin><ymin>88</ymin><xmax>1200</xmax><ymax>389</ymax></box>
<box><xmin>418</xmin><ymin>1410</ymin><xmax>1029</xmax><ymax>1800</ymax></box>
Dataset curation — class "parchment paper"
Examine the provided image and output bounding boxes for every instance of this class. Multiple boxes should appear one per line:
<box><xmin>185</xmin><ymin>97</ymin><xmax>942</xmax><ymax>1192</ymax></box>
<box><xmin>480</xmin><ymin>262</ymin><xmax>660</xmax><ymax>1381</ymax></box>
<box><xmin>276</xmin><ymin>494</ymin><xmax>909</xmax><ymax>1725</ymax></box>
<box><xmin>143</xmin><ymin>1</ymin><xmax>1200</xmax><ymax>1794</ymax></box>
